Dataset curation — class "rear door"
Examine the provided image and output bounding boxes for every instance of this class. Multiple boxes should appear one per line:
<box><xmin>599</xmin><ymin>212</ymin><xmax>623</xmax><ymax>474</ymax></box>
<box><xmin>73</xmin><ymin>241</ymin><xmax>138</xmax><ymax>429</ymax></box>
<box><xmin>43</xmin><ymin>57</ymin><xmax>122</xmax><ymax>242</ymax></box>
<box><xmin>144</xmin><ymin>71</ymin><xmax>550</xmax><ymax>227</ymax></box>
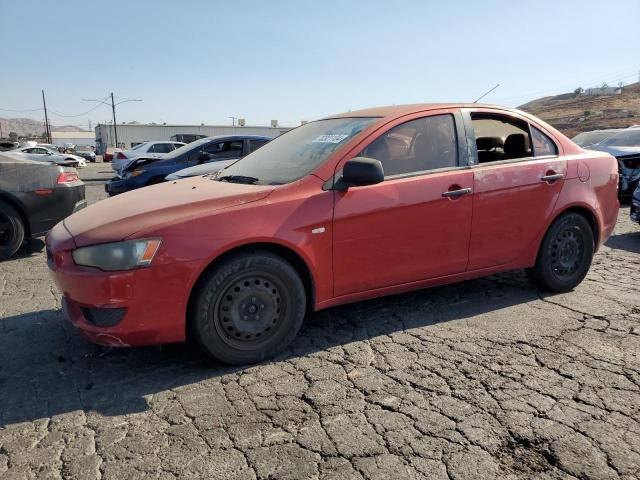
<box><xmin>463</xmin><ymin>109</ymin><xmax>566</xmax><ymax>270</ymax></box>
<box><xmin>332</xmin><ymin>110</ymin><xmax>474</xmax><ymax>296</ymax></box>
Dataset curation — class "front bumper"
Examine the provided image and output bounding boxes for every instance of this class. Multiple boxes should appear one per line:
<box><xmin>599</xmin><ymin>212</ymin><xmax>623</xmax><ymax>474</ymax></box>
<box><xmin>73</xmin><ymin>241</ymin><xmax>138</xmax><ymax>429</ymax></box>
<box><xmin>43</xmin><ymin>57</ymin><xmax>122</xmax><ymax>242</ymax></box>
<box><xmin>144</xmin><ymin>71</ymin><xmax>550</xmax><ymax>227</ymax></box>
<box><xmin>46</xmin><ymin>223</ymin><xmax>201</xmax><ymax>347</ymax></box>
<box><xmin>105</xmin><ymin>177</ymin><xmax>140</xmax><ymax>196</ymax></box>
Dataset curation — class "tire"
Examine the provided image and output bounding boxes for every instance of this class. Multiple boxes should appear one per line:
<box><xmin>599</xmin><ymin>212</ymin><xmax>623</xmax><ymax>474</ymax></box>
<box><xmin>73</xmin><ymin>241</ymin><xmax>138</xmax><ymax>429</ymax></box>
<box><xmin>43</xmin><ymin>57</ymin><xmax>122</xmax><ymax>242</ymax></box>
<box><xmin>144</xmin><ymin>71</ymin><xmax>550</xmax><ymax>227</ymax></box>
<box><xmin>527</xmin><ymin>212</ymin><xmax>594</xmax><ymax>292</ymax></box>
<box><xmin>191</xmin><ymin>251</ymin><xmax>306</xmax><ymax>365</ymax></box>
<box><xmin>0</xmin><ymin>201</ymin><xmax>25</xmax><ymax>261</ymax></box>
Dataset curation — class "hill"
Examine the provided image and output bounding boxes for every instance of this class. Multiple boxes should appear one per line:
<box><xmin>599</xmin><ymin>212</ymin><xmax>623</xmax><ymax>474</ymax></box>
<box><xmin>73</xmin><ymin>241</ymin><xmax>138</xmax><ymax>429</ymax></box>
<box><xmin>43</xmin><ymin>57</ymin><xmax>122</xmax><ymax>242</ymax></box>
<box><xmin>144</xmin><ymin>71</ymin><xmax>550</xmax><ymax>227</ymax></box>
<box><xmin>0</xmin><ymin>117</ymin><xmax>88</xmax><ymax>138</ymax></box>
<box><xmin>518</xmin><ymin>82</ymin><xmax>640</xmax><ymax>137</ymax></box>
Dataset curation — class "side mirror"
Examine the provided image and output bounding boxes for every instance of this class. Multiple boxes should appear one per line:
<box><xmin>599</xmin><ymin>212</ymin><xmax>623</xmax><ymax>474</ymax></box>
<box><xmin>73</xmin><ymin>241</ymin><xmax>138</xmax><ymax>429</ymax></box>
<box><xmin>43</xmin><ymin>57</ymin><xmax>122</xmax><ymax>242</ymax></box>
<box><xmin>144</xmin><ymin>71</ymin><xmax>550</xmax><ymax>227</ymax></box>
<box><xmin>341</xmin><ymin>157</ymin><xmax>384</xmax><ymax>188</ymax></box>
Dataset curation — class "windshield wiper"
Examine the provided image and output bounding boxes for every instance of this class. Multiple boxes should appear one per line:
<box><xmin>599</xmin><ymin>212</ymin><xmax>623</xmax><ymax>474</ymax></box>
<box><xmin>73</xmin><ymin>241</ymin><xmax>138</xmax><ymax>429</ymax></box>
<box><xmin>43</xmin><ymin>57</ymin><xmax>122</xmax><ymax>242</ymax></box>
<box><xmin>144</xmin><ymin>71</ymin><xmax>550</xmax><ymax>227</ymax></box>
<box><xmin>216</xmin><ymin>175</ymin><xmax>260</xmax><ymax>184</ymax></box>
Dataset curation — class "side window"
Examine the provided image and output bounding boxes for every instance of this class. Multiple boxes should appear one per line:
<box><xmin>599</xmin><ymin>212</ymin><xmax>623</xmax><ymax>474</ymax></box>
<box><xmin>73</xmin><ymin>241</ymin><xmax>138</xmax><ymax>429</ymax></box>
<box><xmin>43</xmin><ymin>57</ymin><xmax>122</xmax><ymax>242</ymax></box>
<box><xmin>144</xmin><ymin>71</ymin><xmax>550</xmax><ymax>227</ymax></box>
<box><xmin>209</xmin><ymin>141</ymin><xmax>243</xmax><ymax>160</ymax></box>
<box><xmin>154</xmin><ymin>143</ymin><xmax>173</xmax><ymax>153</ymax></box>
<box><xmin>531</xmin><ymin>126</ymin><xmax>558</xmax><ymax>157</ymax></box>
<box><xmin>471</xmin><ymin>114</ymin><xmax>532</xmax><ymax>163</ymax></box>
<box><xmin>359</xmin><ymin>114</ymin><xmax>458</xmax><ymax>177</ymax></box>
<box><xmin>248</xmin><ymin>139</ymin><xmax>268</xmax><ymax>153</ymax></box>
<box><xmin>204</xmin><ymin>142</ymin><xmax>224</xmax><ymax>154</ymax></box>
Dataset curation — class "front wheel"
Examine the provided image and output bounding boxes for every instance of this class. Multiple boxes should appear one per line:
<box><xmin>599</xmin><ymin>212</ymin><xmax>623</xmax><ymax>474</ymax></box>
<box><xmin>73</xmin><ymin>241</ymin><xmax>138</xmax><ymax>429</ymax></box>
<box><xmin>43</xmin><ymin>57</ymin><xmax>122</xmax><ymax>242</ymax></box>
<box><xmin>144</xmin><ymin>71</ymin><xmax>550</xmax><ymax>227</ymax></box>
<box><xmin>191</xmin><ymin>251</ymin><xmax>306</xmax><ymax>365</ymax></box>
<box><xmin>527</xmin><ymin>212</ymin><xmax>594</xmax><ymax>292</ymax></box>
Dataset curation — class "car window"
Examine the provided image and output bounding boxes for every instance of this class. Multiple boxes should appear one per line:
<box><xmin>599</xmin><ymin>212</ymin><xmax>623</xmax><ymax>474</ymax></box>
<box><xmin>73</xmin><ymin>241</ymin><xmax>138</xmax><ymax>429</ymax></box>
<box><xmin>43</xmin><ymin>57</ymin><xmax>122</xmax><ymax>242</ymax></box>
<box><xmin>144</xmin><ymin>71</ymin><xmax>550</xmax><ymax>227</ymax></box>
<box><xmin>359</xmin><ymin>114</ymin><xmax>458</xmax><ymax>177</ymax></box>
<box><xmin>207</xmin><ymin>141</ymin><xmax>244</xmax><ymax>160</ymax></box>
<box><xmin>531</xmin><ymin>126</ymin><xmax>558</xmax><ymax>156</ymax></box>
<box><xmin>599</xmin><ymin>129</ymin><xmax>640</xmax><ymax>147</ymax></box>
<box><xmin>151</xmin><ymin>143</ymin><xmax>173</xmax><ymax>154</ymax></box>
<box><xmin>248</xmin><ymin>139</ymin><xmax>268</xmax><ymax>153</ymax></box>
<box><xmin>471</xmin><ymin>114</ymin><xmax>532</xmax><ymax>163</ymax></box>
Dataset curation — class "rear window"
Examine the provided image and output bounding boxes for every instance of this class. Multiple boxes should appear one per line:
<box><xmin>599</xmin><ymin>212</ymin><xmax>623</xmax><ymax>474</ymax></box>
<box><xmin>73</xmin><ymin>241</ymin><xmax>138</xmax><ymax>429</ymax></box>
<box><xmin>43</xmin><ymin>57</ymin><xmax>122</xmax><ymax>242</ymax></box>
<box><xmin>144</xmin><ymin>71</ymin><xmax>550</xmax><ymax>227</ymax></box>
<box><xmin>531</xmin><ymin>127</ymin><xmax>558</xmax><ymax>156</ymax></box>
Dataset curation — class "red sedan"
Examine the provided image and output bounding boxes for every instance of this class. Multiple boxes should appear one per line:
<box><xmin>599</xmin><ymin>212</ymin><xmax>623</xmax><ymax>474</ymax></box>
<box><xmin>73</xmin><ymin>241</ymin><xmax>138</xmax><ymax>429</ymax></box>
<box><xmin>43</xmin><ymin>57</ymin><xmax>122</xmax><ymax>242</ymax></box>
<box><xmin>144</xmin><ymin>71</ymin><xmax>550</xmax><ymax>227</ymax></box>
<box><xmin>47</xmin><ymin>104</ymin><xmax>619</xmax><ymax>364</ymax></box>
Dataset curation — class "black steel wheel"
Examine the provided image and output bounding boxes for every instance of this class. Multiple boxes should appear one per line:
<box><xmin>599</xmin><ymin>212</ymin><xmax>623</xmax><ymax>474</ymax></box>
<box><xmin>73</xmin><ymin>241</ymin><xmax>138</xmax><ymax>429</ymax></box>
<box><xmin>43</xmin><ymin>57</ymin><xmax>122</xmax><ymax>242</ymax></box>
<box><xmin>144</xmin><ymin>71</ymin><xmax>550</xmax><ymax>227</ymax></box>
<box><xmin>527</xmin><ymin>212</ymin><xmax>594</xmax><ymax>292</ymax></box>
<box><xmin>191</xmin><ymin>251</ymin><xmax>306</xmax><ymax>364</ymax></box>
<box><xmin>0</xmin><ymin>201</ymin><xmax>25</xmax><ymax>261</ymax></box>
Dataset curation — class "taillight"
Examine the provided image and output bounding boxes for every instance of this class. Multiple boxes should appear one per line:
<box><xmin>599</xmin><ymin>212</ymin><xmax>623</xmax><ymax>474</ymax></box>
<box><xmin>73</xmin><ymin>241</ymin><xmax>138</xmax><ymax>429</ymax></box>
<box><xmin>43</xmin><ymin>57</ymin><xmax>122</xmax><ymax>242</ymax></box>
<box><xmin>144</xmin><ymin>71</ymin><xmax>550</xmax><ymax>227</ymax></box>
<box><xmin>56</xmin><ymin>172</ymin><xmax>80</xmax><ymax>184</ymax></box>
<box><xmin>116</xmin><ymin>152</ymin><xmax>127</xmax><ymax>159</ymax></box>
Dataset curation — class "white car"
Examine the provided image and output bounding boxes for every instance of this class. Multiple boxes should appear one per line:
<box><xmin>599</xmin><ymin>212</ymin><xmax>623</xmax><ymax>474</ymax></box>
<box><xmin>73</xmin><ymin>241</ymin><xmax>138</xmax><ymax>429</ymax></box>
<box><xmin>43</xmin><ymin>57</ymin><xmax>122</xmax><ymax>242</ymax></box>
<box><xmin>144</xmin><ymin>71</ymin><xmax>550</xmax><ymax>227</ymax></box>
<box><xmin>111</xmin><ymin>141</ymin><xmax>185</xmax><ymax>173</ymax></box>
<box><xmin>17</xmin><ymin>146</ymin><xmax>86</xmax><ymax>168</ymax></box>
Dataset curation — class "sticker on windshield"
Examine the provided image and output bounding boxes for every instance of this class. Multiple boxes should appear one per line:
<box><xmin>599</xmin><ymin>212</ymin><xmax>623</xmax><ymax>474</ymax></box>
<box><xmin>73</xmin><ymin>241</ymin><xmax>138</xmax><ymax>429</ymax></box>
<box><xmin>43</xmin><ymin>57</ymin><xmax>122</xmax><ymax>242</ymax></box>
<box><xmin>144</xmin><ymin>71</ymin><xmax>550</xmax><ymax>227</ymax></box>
<box><xmin>312</xmin><ymin>134</ymin><xmax>350</xmax><ymax>144</ymax></box>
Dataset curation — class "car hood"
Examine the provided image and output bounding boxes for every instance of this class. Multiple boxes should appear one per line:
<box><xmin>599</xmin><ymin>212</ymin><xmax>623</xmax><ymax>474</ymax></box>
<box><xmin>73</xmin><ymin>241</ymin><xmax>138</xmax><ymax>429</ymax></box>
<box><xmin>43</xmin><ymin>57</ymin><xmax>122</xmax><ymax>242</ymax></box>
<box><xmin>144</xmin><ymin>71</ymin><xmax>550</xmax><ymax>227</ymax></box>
<box><xmin>167</xmin><ymin>159</ymin><xmax>236</xmax><ymax>180</ymax></box>
<box><xmin>587</xmin><ymin>145</ymin><xmax>640</xmax><ymax>157</ymax></box>
<box><xmin>64</xmin><ymin>176</ymin><xmax>275</xmax><ymax>247</ymax></box>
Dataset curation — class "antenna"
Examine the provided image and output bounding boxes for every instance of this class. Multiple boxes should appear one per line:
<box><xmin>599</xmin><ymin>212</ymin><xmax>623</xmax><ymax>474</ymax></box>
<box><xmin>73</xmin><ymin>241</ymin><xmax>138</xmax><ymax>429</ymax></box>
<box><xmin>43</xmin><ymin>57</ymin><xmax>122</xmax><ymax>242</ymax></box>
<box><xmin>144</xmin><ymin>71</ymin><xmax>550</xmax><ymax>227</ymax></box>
<box><xmin>473</xmin><ymin>84</ymin><xmax>500</xmax><ymax>103</ymax></box>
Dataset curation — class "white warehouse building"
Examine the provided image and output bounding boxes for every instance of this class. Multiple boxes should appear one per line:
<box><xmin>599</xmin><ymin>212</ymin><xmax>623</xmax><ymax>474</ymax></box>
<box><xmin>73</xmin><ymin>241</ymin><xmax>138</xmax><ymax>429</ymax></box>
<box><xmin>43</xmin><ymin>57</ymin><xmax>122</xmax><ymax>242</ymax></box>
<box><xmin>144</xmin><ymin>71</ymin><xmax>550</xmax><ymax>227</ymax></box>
<box><xmin>95</xmin><ymin>123</ymin><xmax>292</xmax><ymax>153</ymax></box>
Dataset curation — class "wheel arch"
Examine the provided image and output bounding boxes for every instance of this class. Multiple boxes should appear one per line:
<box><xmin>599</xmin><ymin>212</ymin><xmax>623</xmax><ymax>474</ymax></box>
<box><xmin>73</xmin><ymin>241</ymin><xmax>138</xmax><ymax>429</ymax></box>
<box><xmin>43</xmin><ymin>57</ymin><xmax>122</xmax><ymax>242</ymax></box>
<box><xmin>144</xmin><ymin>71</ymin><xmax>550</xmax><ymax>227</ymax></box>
<box><xmin>185</xmin><ymin>241</ymin><xmax>317</xmax><ymax>337</ymax></box>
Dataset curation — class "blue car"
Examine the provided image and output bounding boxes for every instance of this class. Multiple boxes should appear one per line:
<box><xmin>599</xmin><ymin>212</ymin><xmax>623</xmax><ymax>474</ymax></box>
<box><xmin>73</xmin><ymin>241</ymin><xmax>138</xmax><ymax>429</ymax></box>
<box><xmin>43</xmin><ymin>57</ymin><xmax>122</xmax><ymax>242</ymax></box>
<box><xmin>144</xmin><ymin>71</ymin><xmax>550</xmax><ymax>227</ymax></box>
<box><xmin>105</xmin><ymin>135</ymin><xmax>271</xmax><ymax>195</ymax></box>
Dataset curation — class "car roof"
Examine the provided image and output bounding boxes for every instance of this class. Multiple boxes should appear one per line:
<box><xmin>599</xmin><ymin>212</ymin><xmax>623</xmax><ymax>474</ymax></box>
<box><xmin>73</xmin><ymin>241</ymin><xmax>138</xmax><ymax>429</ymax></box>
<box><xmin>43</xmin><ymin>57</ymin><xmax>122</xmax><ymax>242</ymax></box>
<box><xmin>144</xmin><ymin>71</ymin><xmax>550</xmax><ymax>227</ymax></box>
<box><xmin>200</xmin><ymin>135</ymin><xmax>272</xmax><ymax>141</ymax></box>
<box><xmin>325</xmin><ymin>103</ymin><xmax>525</xmax><ymax>119</ymax></box>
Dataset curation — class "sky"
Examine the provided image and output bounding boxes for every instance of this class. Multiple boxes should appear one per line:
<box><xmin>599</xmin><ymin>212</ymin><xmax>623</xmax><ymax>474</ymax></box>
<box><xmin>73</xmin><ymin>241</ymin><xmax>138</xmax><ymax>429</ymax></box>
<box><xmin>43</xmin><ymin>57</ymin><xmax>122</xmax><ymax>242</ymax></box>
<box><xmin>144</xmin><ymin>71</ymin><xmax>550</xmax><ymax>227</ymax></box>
<box><xmin>1</xmin><ymin>0</ymin><xmax>639</xmax><ymax>129</ymax></box>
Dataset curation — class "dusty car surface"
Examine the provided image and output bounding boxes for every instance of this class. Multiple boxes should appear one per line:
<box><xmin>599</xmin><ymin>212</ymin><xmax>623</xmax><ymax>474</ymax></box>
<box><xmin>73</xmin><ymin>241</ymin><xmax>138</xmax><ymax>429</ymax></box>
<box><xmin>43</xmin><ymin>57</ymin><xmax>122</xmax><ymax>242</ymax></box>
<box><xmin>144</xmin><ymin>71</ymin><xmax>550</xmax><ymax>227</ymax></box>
<box><xmin>46</xmin><ymin>103</ymin><xmax>619</xmax><ymax>364</ymax></box>
<box><xmin>0</xmin><ymin>152</ymin><xmax>85</xmax><ymax>260</ymax></box>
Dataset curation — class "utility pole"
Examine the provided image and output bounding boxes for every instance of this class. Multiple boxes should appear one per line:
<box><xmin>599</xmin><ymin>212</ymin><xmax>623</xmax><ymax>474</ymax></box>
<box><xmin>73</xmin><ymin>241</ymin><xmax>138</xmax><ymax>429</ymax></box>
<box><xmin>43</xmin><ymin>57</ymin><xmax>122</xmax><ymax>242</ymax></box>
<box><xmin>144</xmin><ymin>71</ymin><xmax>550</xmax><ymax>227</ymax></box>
<box><xmin>110</xmin><ymin>92</ymin><xmax>118</xmax><ymax>148</ymax></box>
<box><xmin>42</xmin><ymin>90</ymin><xmax>51</xmax><ymax>143</ymax></box>
<box><xmin>229</xmin><ymin>116</ymin><xmax>237</xmax><ymax>126</ymax></box>
<box><xmin>82</xmin><ymin>94</ymin><xmax>141</xmax><ymax>148</ymax></box>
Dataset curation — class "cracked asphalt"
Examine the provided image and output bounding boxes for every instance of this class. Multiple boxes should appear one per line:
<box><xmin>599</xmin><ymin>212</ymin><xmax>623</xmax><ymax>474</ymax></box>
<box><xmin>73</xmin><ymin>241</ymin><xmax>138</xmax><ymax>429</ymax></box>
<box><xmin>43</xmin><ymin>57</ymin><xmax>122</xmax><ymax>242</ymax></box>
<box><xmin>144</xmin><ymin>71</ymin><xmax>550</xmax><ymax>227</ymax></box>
<box><xmin>1</xmin><ymin>163</ymin><xmax>639</xmax><ymax>480</ymax></box>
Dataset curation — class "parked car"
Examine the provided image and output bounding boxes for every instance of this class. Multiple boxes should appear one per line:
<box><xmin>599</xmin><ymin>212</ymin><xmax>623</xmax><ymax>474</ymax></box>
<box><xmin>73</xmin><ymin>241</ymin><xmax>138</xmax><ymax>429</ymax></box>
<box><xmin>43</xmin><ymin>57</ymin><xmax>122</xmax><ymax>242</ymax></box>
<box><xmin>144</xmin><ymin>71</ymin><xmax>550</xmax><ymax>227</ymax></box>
<box><xmin>586</xmin><ymin>127</ymin><xmax>640</xmax><ymax>198</ymax></box>
<box><xmin>631</xmin><ymin>183</ymin><xmax>640</xmax><ymax>225</ymax></box>
<box><xmin>106</xmin><ymin>135</ymin><xmax>270</xmax><ymax>195</ymax></box>
<box><xmin>165</xmin><ymin>139</ymin><xmax>270</xmax><ymax>181</ymax></box>
<box><xmin>47</xmin><ymin>103</ymin><xmax>619</xmax><ymax>365</ymax></box>
<box><xmin>16</xmin><ymin>146</ymin><xmax>86</xmax><ymax>168</ymax></box>
<box><xmin>572</xmin><ymin>129</ymin><xmax>621</xmax><ymax>147</ymax></box>
<box><xmin>74</xmin><ymin>146</ymin><xmax>96</xmax><ymax>163</ymax></box>
<box><xmin>1</xmin><ymin>152</ymin><xmax>85</xmax><ymax>260</ymax></box>
<box><xmin>111</xmin><ymin>141</ymin><xmax>186</xmax><ymax>173</ymax></box>
<box><xmin>170</xmin><ymin>134</ymin><xmax>208</xmax><ymax>143</ymax></box>
<box><xmin>0</xmin><ymin>141</ymin><xmax>19</xmax><ymax>151</ymax></box>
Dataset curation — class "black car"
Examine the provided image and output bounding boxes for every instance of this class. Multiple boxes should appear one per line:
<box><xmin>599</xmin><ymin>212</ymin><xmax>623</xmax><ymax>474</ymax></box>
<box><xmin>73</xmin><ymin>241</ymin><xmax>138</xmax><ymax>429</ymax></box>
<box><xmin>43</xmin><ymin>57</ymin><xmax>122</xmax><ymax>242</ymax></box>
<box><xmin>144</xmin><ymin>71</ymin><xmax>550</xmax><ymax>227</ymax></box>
<box><xmin>0</xmin><ymin>153</ymin><xmax>86</xmax><ymax>260</ymax></box>
<box><xmin>106</xmin><ymin>135</ymin><xmax>271</xmax><ymax>195</ymax></box>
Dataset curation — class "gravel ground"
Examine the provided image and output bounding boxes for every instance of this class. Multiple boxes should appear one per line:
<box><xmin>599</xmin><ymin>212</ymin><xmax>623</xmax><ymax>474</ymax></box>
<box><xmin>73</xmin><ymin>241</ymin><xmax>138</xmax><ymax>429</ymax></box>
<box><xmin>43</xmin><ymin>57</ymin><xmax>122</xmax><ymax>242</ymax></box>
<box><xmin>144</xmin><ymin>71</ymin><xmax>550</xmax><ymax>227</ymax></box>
<box><xmin>1</xmin><ymin>163</ymin><xmax>639</xmax><ymax>479</ymax></box>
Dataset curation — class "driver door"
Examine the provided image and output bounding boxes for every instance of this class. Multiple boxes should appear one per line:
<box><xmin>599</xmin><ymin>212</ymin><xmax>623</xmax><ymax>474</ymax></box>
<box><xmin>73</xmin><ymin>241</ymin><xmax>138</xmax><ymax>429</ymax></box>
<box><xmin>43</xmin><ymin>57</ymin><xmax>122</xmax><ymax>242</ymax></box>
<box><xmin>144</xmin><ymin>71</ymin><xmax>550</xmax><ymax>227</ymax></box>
<box><xmin>332</xmin><ymin>111</ymin><xmax>474</xmax><ymax>296</ymax></box>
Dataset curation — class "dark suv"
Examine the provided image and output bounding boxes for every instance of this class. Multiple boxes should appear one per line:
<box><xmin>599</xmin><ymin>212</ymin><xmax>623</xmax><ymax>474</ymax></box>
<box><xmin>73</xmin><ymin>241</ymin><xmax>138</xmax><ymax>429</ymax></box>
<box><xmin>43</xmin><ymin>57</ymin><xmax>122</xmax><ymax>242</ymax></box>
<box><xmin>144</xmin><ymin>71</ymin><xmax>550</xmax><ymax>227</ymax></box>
<box><xmin>105</xmin><ymin>135</ymin><xmax>271</xmax><ymax>195</ymax></box>
<box><xmin>170</xmin><ymin>134</ymin><xmax>208</xmax><ymax>143</ymax></box>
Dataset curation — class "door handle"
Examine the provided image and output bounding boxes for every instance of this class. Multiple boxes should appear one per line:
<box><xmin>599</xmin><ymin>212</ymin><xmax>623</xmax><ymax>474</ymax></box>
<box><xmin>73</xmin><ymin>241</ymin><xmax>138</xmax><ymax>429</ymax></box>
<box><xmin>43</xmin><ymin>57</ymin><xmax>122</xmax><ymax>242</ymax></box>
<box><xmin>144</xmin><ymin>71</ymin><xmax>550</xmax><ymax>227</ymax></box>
<box><xmin>541</xmin><ymin>173</ymin><xmax>564</xmax><ymax>182</ymax></box>
<box><xmin>442</xmin><ymin>187</ymin><xmax>472</xmax><ymax>198</ymax></box>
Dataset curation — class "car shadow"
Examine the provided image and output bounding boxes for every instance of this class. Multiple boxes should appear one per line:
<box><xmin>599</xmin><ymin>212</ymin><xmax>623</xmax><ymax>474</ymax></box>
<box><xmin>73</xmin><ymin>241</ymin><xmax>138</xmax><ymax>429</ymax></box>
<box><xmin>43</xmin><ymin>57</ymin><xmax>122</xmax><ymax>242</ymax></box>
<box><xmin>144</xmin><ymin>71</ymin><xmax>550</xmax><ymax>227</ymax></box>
<box><xmin>0</xmin><ymin>270</ymin><xmax>543</xmax><ymax>426</ymax></box>
<box><xmin>605</xmin><ymin>231</ymin><xmax>640</xmax><ymax>254</ymax></box>
<box><xmin>5</xmin><ymin>238</ymin><xmax>46</xmax><ymax>261</ymax></box>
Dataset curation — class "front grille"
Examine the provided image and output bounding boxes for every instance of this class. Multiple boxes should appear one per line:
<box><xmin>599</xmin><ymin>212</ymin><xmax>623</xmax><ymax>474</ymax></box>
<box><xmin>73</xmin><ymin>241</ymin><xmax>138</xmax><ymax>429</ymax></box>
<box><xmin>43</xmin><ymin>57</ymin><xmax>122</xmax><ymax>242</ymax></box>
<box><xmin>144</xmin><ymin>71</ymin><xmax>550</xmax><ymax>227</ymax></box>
<box><xmin>80</xmin><ymin>307</ymin><xmax>127</xmax><ymax>327</ymax></box>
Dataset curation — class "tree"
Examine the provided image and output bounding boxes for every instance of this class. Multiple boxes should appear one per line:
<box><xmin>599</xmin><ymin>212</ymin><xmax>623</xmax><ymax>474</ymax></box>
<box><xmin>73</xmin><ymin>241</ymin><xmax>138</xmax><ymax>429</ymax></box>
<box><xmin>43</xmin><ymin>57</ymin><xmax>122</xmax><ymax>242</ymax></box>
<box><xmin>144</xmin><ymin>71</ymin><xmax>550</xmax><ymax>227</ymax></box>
<box><xmin>573</xmin><ymin>87</ymin><xmax>584</xmax><ymax>97</ymax></box>
<box><xmin>8</xmin><ymin>131</ymin><xmax>18</xmax><ymax>142</ymax></box>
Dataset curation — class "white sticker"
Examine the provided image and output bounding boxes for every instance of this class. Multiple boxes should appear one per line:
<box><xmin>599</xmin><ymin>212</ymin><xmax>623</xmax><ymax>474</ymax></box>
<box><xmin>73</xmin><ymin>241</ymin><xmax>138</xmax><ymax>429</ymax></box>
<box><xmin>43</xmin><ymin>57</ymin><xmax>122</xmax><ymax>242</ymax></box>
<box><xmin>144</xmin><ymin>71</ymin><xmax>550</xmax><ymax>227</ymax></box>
<box><xmin>312</xmin><ymin>134</ymin><xmax>349</xmax><ymax>144</ymax></box>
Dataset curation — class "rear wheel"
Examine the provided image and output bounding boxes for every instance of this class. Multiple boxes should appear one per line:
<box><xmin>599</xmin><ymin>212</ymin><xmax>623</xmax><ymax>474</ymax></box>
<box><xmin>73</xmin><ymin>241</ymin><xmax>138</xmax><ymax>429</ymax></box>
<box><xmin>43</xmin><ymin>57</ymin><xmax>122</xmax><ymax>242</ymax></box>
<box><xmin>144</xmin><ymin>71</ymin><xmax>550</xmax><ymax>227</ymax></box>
<box><xmin>527</xmin><ymin>212</ymin><xmax>594</xmax><ymax>292</ymax></box>
<box><xmin>191</xmin><ymin>251</ymin><xmax>306</xmax><ymax>364</ymax></box>
<box><xmin>0</xmin><ymin>201</ymin><xmax>25</xmax><ymax>261</ymax></box>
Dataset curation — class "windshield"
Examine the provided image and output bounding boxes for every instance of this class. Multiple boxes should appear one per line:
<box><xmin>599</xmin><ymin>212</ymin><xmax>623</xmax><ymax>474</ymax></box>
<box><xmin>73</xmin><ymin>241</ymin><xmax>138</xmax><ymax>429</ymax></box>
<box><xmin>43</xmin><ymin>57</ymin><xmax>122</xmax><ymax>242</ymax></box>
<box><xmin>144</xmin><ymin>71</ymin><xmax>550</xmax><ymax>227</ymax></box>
<box><xmin>572</xmin><ymin>131</ymin><xmax>617</xmax><ymax>147</ymax></box>
<box><xmin>163</xmin><ymin>137</ymin><xmax>212</xmax><ymax>159</ymax></box>
<box><xmin>599</xmin><ymin>129</ymin><xmax>640</xmax><ymax>147</ymax></box>
<box><xmin>130</xmin><ymin>142</ymin><xmax>148</xmax><ymax>150</ymax></box>
<box><xmin>216</xmin><ymin>117</ymin><xmax>377</xmax><ymax>185</ymax></box>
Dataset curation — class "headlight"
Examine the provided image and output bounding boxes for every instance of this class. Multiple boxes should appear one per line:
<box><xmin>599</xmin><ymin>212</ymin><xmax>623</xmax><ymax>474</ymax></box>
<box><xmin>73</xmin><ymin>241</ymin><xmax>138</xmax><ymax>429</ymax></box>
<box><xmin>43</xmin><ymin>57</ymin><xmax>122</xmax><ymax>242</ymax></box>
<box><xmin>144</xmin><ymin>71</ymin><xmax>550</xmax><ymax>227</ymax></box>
<box><xmin>72</xmin><ymin>238</ymin><xmax>161</xmax><ymax>271</ymax></box>
<box><xmin>128</xmin><ymin>169</ymin><xmax>145</xmax><ymax>178</ymax></box>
